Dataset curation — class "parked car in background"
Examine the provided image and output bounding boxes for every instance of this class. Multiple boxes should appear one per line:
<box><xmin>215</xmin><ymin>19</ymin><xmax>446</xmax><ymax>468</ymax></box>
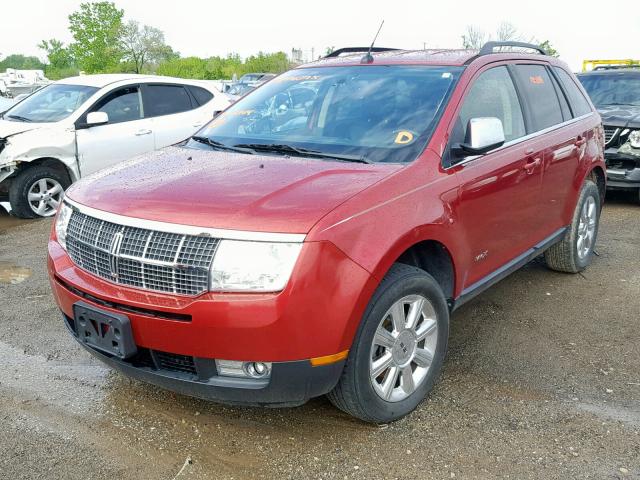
<box><xmin>49</xmin><ymin>43</ymin><xmax>605</xmax><ymax>423</ymax></box>
<box><xmin>578</xmin><ymin>69</ymin><xmax>640</xmax><ymax>201</ymax></box>
<box><xmin>0</xmin><ymin>74</ymin><xmax>231</xmax><ymax>217</ymax></box>
<box><xmin>227</xmin><ymin>73</ymin><xmax>277</xmax><ymax>102</ymax></box>
<box><xmin>238</xmin><ymin>73</ymin><xmax>276</xmax><ymax>85</ymax></box>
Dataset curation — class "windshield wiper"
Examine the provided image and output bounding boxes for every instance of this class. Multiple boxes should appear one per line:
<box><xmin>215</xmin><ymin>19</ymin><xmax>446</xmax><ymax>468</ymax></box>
<box><xmin>6</xmin><ymin>114</ymin><xmax>32</xmax><ymax>122</ymax></box>
<box><xmin>191</xmin><ymin>136</ymin><xmax>254</xmax><ymax>155</ymax></box>
<box><xmin>233</xmin><ymin>143</ymin><xmax>371</xmax><ymax>164</ymax></box>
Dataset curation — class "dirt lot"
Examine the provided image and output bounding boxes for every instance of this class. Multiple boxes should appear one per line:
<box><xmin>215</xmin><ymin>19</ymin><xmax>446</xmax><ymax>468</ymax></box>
<box><xmin>0</xmin><ymin>194</ymin><xmax>638</xmax><ymax>480</ymax></box>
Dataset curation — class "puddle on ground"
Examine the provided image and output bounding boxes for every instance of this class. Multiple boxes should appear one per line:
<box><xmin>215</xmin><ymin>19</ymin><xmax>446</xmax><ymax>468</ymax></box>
<box><xmin>0</xmin><ymin>209</ymin><xmax>30</xmax><ymax>233</ymax></box>
<box><xmin>0</xmin><ymin>262</ymin><xmax>32</xmax><ymax>284</ymax></box>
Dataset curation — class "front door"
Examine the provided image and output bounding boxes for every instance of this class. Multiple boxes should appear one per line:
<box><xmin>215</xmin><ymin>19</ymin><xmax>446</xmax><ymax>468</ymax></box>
<box><xmin>449</xmin><ymin>65</ymin><xmax>545</xmax><ymax>287</ymax></box>
<box><xmin>76</xmin><ymin>85</ymin><xmax>154</xmax><ymax>177</ymax></box>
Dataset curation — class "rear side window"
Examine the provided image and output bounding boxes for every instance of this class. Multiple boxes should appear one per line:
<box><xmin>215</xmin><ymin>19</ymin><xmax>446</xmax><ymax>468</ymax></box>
<box><xmin>143</xmin><ymin>85</ymin><xmax>193</xmax><ymax>117</ymax></box>
<box><xmin>514</xmin><ymin>65</ymin><xmax>563</xmax><ymax>131</ymax></box>
<box><xmin>188</xmin><ymin>86</ymin><xmax>214</xmax><ymax>106</ymax></box>
<box><xmin>553</xmin><ymin>67</ymin><xmax>592</xmax><ymax>117</ymax></box>
<box><xmin>457</xmin><ymin>66</ymin><xmax>526</xmax><ymax>143</ymax></box>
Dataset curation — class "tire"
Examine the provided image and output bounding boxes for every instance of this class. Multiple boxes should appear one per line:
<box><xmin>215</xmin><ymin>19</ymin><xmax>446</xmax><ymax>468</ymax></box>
<box><xmin>327</xmin><ymin>263</ymin><xmax>449</xmax><ymax>423</ymax></box>
<box><xmin>9</xmin><ymin>165</ymin><xmax>70</xmax><ymax>219</ymax></box>
<box><xmin>545</xmin><ymin>179</ymin><xmax>601</xmax><ymax>273</ymax></box>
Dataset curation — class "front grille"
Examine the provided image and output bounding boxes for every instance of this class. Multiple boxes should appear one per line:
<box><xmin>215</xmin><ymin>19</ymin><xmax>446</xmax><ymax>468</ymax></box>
<box><xmin>153</xmin><ymin>351</ymin><xmax>197</xmax><ymax>375</ymax></box>
<box><xmin>66</xmin><ymin>210</ymin><xmax>219</xmax><ymax>296</ymax></box>
<box><xmin>604</xmin><ymin>126</ymin><xmax>619</xmax><ymax>146</ymax></box>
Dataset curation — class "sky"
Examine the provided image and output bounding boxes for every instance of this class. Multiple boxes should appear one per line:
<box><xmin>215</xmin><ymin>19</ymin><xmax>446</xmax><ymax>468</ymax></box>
<box><xmin>2</xmin><ymin>0</ymin><xmax>639</xmax><ymax>72</ymax></box>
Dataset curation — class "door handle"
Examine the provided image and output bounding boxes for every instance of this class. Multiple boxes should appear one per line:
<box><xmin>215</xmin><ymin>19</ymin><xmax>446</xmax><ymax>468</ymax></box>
<box><xmin>574</xmin><ymin>136</ymin><xmax>586</xmax><ymax>147</ymax></box>
<box><xmin>523</xmin><ymin>157</ymin><xmax>541</xmax><ymax>173</ymax></box>
<box><xmin>135</xmin><ymin>129</ymin><xmax>152</xmax><ymax>136</ymax></box>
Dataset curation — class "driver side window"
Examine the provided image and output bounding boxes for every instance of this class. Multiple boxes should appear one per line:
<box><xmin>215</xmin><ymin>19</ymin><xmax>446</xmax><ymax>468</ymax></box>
<box><xmin>91</xmin><ymin>86</ymin><xmax>142</xmax><ymax>124</ymax></box>
<box><xmin>456</xmin><ymin>66</ymin><xmax>526</xmax><ymax>145</ymax></box>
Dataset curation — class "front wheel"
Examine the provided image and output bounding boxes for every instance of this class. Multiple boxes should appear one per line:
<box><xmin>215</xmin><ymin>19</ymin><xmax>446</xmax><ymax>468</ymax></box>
<box><xmin>545</xmin><ymin>179</ymin><xmax>601</xmax><ymax>273</ymax></box>
<box><xmin>9</xmin><ymin>166</ymin><xmax>70</xmax><ymax>219</ymax></box>
<box><xmin>327</xmin><ymin>263</ymin><xmax>449</xmax><ymax>423</ymax></box>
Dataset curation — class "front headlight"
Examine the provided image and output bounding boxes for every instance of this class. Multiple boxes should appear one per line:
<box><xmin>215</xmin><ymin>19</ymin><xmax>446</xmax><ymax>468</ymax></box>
<box><xmin>629</xmin><ymin>130</ymin><xmax>640</xmax><ymax>149</ymax></box>
<box><xmin>54</xmin><ymin>202</ymin><xmax>72</xmax><ymax>249</ymax></box>
<box><xmin>210</xmin><ymin>240</ymin><xmax>303</xmax><ymax>292</ymax></box>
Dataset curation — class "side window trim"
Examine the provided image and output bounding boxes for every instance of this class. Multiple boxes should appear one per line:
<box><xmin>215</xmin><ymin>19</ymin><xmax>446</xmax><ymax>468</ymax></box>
<box><xmin>505</xmin><ymin>64</ymin><xmax>533</xmax><ymax>134</ymax></box>
<box><xmin>547</xmin><ymin>65</ymin><xmax>574</xmax><ymax>120</ymax></box>
<box><xmin>75</xmin><ymin>83</ymin><xmax>141</xmax><ymax>128</ymax></box>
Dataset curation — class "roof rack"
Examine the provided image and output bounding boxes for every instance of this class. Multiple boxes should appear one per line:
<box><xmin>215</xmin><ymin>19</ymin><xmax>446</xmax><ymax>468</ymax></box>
<box><xmin>479</xmin><ymin>41</ymin><xmax>547</xmax><ymax>56</ymax></box>
<box><xmin>324</xmin><ymin>47</ymin><xmax>400</xmax><ymax>58</ymax></box>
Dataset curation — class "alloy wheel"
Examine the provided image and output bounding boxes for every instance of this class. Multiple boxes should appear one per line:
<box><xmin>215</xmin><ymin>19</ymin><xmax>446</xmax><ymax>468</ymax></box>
<box><xmin>576</xmin><ymin>196</ymin><xmax>597</xmax><ymax>260</ymax></box>
<box><xmin>370</xmin><ymin>294</ymin><xmax>438</xmax><ymax>402</ymax></box>
<box><xmin>28</xmin><ymin>178</ymin><xmax>64</xmax><ymax>217</ymax></box>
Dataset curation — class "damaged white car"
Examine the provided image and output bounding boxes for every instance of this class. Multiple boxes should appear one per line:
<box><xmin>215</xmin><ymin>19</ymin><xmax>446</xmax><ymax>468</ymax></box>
<box><xmin>0</xmin><ymin>74</ymin><xmax>231</xmax><ymax>218</ymax></box>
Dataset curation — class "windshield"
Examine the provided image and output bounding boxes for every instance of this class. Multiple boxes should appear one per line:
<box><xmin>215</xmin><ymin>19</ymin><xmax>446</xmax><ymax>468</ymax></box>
<box><xmin>192</xmin><ymin>65</ymin><xmax>463</xmax><ymax>163</ymax></box>
<box><xmin>4</xmin><ymin>83</ymin><xmax>98</xmax><ymax>123</ymax></box>
<box><xmin>578</xmin><ymin>74</ymin><xmax>640</xmax><ymax>107</ymax></box>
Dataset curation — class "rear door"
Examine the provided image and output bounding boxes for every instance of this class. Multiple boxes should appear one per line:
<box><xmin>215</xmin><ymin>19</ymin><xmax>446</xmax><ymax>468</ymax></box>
<box><xmin>450</xmin><ymin>65</ymin><xmax>545</xmax><ymax>286</ymax></box>
<box><xmin>141</xmin><ymin>83</ymin><xmax>207</xmax><ymax>148</ymax></box>
<box><xmin>511</xmin><ymin>64</ymin><xmax>587</xmax><ymax>233</ymax></box>
<box><xmin>76</xmin><ymin>85</ymin><xmax>155</xmax><ymax>176</ymax></box>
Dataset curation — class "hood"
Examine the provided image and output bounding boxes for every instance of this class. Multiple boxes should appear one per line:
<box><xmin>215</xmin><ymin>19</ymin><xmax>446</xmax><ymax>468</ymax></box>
<box><xmin>0</xmin><ymin>118</ymin><xmax>48</xmax><ymax>139</ymax></box>
<box><xmin>597</xmin><ymin>105</ymin><xmax>640</xmax><ymax>129</ymax></box>
<box><xmin>66</xmin><ymin>146</ymin><xmax>402</xmax><ymax>234</ymax></box>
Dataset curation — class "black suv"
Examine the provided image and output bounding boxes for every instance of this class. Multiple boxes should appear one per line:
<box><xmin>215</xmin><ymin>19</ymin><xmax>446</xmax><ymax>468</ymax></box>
<box><xmin>578</xmin><ymin>69</ymin><xmax>640</xmax><ymax>201</ymax></box>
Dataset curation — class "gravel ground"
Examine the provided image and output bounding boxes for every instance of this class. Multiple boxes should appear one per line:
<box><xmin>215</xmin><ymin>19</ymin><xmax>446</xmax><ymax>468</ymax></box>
<box><xmin>0</xmin><ymin>193</ymin><xmax>638</xmax><ymax>480</ymax></box>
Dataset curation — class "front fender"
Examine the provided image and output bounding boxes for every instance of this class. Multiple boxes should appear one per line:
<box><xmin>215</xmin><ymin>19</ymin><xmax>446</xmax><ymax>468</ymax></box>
<box><xmin>309</xmin><ymin>150</ymin><xmax>466</xmax><ymax>297</ymax></box>
<box><xmin>0</xmin><ymin>127</ymin><xmax>79</xmax><ymax>181</ymax></box>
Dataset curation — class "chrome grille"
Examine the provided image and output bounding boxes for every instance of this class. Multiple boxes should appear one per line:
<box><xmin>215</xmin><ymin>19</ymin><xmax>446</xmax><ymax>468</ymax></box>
<box><xmin>603</xmin><ymin>126</ymin><xmax>619</xmax><ymax>146</ymax></box>
<box><xmin>66</xmin><ymin>210</ymin><xmax>219</xmax><ymax>296</ymax></box>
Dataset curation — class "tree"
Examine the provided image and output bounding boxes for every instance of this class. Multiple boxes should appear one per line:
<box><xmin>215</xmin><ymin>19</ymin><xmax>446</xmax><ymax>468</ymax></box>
<box><xmin>38</xmin><ymin>39</ymin><xmax>77</xmax><ymax>79</ymax></box>
<box><xmin>38</xmin><ymin>39</ymin><xmax>73</xmax><ymax>69</ymax></box>
<box><xmin>68</xmin><ymin>1</ymin><xmax>124</xmax><ymax>73</ymax></box>
<box><xmin>0</xmin><ymin>54</ymin><xmax>45</xmax><ymax>71</ymax></box>
<box><xmin>539</xmin><ymin>40</ymin><xmax>559</xmax><ymax>57</ymax></box>
<box><xmin>120</xmin><ymin>20</ymin><xmax>176</xmax><ymax>73</ymax></box>
<box><xmin>461</xmin><ymin>25</ymin><xmax>487</xmax><ymax>49</ymax></box>
<box><xmin>495</xmin><ymin>22</ymin><xmax>521</xmax><ymax>41</ymax></box>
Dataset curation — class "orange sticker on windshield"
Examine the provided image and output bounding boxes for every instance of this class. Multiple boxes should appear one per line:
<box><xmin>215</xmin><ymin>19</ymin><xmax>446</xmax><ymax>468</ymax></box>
<box><xmin>529</xmin><ymin>76</ymin><xmax>544</xmax><ymax>85</ymax></box>
<box><xmin>394</xmin><ymin>131</ymin><xmax>414</xmax><ymax>144</ymax></box>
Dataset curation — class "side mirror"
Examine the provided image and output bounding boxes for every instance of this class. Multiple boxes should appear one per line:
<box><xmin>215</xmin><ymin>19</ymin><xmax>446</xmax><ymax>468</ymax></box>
<box><xmin>457</xmin><ymin>117</ymin><xmax>505</xmax><ymax>156</ymax></box>
<box><xmin>85</xmin><ymin>111</ymin><xmax>109</xmax><ymax>127</ymax></box>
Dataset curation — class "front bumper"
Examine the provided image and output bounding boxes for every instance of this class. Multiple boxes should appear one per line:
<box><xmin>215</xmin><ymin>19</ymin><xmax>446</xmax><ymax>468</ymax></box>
<box><xmin>49</xmin><ymin>238</ymin><xmax>377</xmax><ymax>405</ymax></box>
<box><xmin>605</xmin><ymin>148</ymin><xmax>640</xmax><ymax>189</ymax></box>
<box><xmin>63</xmin><ymin>313</ymin><xmax>344</xmax><ymax>407</ymax></box>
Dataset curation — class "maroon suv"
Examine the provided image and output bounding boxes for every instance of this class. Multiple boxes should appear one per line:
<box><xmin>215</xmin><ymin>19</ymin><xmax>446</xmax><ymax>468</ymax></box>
<box><xmin>49</xmin><ymin>42</ymin><xmax>606</xmax><ymax>423</ymax></box>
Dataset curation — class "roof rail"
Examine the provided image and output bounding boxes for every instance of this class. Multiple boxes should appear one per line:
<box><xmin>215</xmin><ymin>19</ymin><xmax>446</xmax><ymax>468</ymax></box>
<box><xmin>324</xmin><ymin>47</ymin><xmax>400</xmax><ymax>58</ymax></box>
<box><xmin>479</xmin><ymin>41</ymin><xmax>547</xmax><ymax>56</ymax></box>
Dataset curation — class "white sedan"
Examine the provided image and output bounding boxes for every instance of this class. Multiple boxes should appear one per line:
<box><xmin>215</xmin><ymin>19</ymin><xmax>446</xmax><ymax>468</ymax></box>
<box><xmin>0</xmin><ymin>74</ymin><xmax>231</xmax><ymax>218</ymax></box>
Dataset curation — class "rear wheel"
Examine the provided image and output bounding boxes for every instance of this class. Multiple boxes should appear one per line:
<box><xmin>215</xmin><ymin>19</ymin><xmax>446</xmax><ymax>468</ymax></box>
<box><xmin>545</xmin><ymin>179</ymin><xmax>600</xmax><ymax>273</ymax></box>
<box><xmin>9</xmin><ymin>166</ymin><xmax>69</xmax><ymax>219</ymax></box>
<box><xmin>327</xmin><ymin>263</ymin><xmax>449</xmax><ymax>423</ymax></box>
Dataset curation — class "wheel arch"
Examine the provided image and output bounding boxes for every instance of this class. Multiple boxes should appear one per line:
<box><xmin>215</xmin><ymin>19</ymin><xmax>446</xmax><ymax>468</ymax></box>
<box><xmin>15</xmin><ymin>157</ymin><xmax>76</xmax><ymax>183</ymax></box>
<box><xmin>587</xmin><ymin>165</ymin><xmax>606</xmax><ymax>205</ymax></box>
<box><xmin>370</xmin><ymin>232</ymin><xmax>459</xmax><ymax>305</ymax></box>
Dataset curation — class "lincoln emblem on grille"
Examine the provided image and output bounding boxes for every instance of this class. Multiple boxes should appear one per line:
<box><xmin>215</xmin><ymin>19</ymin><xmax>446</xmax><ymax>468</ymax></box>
<box><xmin>109</xmin><ymin>231</ymin><xmax>124</xmax><ymax>279</ymax></box>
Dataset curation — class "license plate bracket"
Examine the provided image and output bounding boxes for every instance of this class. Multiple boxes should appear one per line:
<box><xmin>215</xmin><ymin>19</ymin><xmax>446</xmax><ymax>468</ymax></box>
<box><xmin>73</xmin><ymin>301</ymin><xmax>137</xmax><ymax>359</ymax></box>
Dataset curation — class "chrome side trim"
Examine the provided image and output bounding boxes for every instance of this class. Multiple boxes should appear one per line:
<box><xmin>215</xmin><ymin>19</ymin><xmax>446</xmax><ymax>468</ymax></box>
<box><xmin>446</xmin><ymin>112</ymin><xmax>595</xmax><ymax>169</ymax></box>
<box><xmin>64</xmin><ymin>197</ymin><xmax>306</xmax><ymax>243</ymax></box>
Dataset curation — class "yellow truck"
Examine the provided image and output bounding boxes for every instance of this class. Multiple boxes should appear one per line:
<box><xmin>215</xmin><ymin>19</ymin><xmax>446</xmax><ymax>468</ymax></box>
<box><xmin>582</xmin><ymin>59</ymin><xmax>640</xmax><ymax>72</ymax></box>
